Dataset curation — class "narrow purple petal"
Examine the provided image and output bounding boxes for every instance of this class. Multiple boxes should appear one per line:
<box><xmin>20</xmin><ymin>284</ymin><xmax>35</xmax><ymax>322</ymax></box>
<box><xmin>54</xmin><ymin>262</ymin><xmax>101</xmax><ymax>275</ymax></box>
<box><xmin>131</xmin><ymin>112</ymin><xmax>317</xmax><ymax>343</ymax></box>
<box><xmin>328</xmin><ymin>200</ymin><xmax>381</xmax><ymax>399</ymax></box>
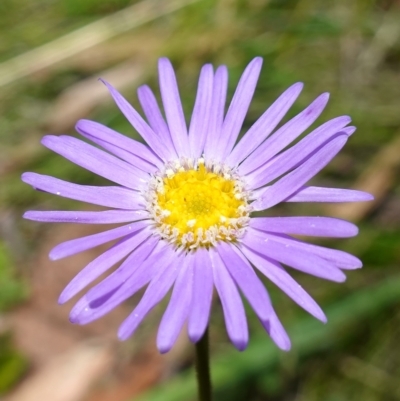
<box><xmin>253</xmin><ymin>134</ymin><xmax>348</xmax><ymax>210</ymax></box>
<box><xmin>240</xmin><ymin>245</ymin><xmax>326</xmax><ymax>322</ymax></box>
<box><xmin>24</xmin><ymin>210</ymin><xmax>148</xmax><ymax>224</ymax></box>
<box><xmin>158</xmin><ymin>58</ymin><xmax>190</xmax><ymax>156</ymax></box>
<box><xmin>243</xmin><ymin>229</ymin><xmax>346</xmax><ymax>282</ymax></box>
<box><xmin>265</xmin><ymin>233</ymin><xmax>362</xmax><ymax>270</ymax></box>
<box><xmin>188</xmin><ymin>248</ymin><xmax>214</xmax><ymax>343</ymax></box>
<box><xmin>77</xmin><ymin>122</ymin><xmax>162</xmax><ymax>173</ymax></box>
<box><xmin>217</xmin><ymin>57</ymin><xmax>263</xmax><ymax>159</ymax></box>
<box><xmin>188</xmin><ymin>64</ymin><xmax>214</xmax><ymax>159</ymax></box>
<box><xmin>285</xmin><ymin>186</ymin><xmax>374</xmax><ymax>203</ymax></box>
<box><xmin>84</xmin><ymin>235</ymin><xmax>161</xmax><ymax>304</ymax></box>
<box><xmin>240</xmin><ymin>111</ymin><xmax>349</xmax><ymax>176</ymax></box>
<box><xmin>217</xmin><ymin>242</ymin><xmax>272</xmax><ymax>321</ymax></box>
<box><xmin>250</xmin><ymin>216</ymin><xmax>358</xmax><ymax>238</ymax></box>
<box><xmin>80</xmin><ymin>133</ymin><xmax>158</xmax><ymax>174</ymax></box>
<box><xmin>76</xmin><ymin>119</ymin><xmax>162</xmax><ymax>171</ymax></box>
<box><xmin>59</xmin><ymin>229</ymin><xmax>153</xmax><ymax>304</ymax></box>
<box><xmin>49</xmin><ymin>221</ymin><xmax>148</xmax><ymax>260</ymax></box>
<box><xmin>137</xmin><ymin>85</ymin><xmax>178</xmax><ymax>159</ymax></box>
<box><xmin>203</xmin><ymin>66</ymin><xmax>228</xmax><ymax>160</ymax></box>
<box><xmin>261</xmin><ymin>311</ymin><xmax>291</xmax><ymax>351</ymax></box>
<box><xmin>157</xmin><ymin>257</ymin><xmax>193</xmax><ymax>353</ymax></box>
<box><xmin>21</xmin><ymin>173</ymin><xmax>143</xmax><ymax>210</ymax></box>
<box><xmin>227</xmin><ymin>82</ymin><xmax>303</xmax><ymax>166</ymax></box>
<box><xmin>42</xmin><ymin>135</ymin><xmax>147</xmax><ymax>190</ymax></box>
<box><xmin>100</xmin><ymin>79</ymin><xmax>170</xmax><ymax>160</ymax></box>
<box><xmin>248</xmin><ymin>126</ymin><xmax>356</xmax><ymax>189</ymax></box>
<box><xmin>118</xmin><ymin>249</ymin><xmax>184</xmax><ymax>340</ymax></box>
<box><xmin>210</xmin><ymin>248</ymin><xmax>248</xmax><ymax>351</ymax></box>
<box><xmin>70</xmin><ymin>238</ymin><xmax>164</xmax><ymax>325</ymax></box>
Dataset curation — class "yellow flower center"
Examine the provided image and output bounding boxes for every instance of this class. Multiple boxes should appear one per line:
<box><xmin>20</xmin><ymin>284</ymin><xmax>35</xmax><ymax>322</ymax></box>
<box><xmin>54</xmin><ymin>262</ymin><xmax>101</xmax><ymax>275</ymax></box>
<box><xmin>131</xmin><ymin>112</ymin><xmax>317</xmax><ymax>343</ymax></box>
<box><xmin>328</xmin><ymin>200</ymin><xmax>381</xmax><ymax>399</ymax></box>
<box><xmin>147</xmin><ymin>160</ymin><xmax>250</xmax><ymax>249</ymax></box>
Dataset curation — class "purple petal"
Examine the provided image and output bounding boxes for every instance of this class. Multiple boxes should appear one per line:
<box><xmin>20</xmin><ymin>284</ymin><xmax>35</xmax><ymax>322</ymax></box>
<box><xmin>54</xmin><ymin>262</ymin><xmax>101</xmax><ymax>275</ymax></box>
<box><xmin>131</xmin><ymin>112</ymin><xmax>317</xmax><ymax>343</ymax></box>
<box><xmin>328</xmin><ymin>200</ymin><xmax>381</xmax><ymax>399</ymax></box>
<box><xmin>250</xmin><ymin>216</ymin><xmax>358</xmax><ymax>238</ymax></box>
<box><xmin>210</xmin><ymin>248</ymin><xmax>248</xmax><ymax>351</ymax></box>
<box><xmin>137</xmin><ymin>85</ymin><xmax>178</xmax><ymax>159</ymax></box>
<box><xmin>248</xmin><ymin>126</ymin><xmax>356</xmax><ymax>189</ymax></box>
<box><xmin>227</xmin><ymin>82</ymin><xmax>303</xmax><ymax>166</ymax></box>
<box><xmin>252</xmin><ymin>134</ymin><xmax>348</xmax><ymax>210</ymax></box>
<box><xmin>243</xmin><ymin>229</ymin><xmax>346</xmax><ymax>282</ymax></box>
<box><xmin>118</xmin><ymin>249</ymin><xmax>184</xmax><ymax>340</ymax></box>
<box><xmin>76</xmin><ymin>119</ymin><xmax>162</xmax><ymax>171</ymax></box>
<box><xmin>157</xmin><ymin>257</ymin><xmax>193</xmax><ymax>353</ymax></box>
<box><xmin>59</xmin><ymin>228</ymin><xmax>153</xmax><ymax>304</ymax></box>
<box><xmin>69</xmin><ymin>239</ymin><xmax>166</xmax><ymax>325</ymax></box>
<box><xmin>188</xmin><ymin>248</ymin><xmax>214</xmax><ymax>343</ymax></box>
<box><xmin>80</xmin><ymin>134</ymin><xmax>157</xmax><ymax>174</ymax></box>
<box><xmin>203</xmin><ymin>66</ymin><xmax>228</xmax><ymax>160</ymax></box>
<box><xmin>261</xmin><ymin>310</ymin><xmax>291</xmax><ymax>351</ymax></box>
<box><xmin>217</xmin><ymin>242</ymin><xmax>272</xmax><ymax>321</ymax></box>
<box><xmin>265</xmin><ymin>233</ymin><xmax>362</xmax><ymax>270</ymax></box>
<box><xmin>24</xmin><ymin>210</ymin><xmax>148</xmax><ymax>224</ymax></box>
<box><xmin>285</xmin><ymin>186</ymin><xmax>374</xmax><ymax>203</ymax></box>
<box><xmin>84</xmin><ymin>235</ymin><xmax>161</xmax><ymax>304</ymax></box>
<box><xmin>217</xmin><ymin>57</ymin><xmax>263</xmax><ymax>159</ymax></box>
<box><xmin>158</xmin><ymin>58</ymin><xmax>190</xmax><ymax>156</ymax></box>
<box><xmin>21</xmin><ymin>173</ymin><xmax>143</xmax><ymax>210</ymax></box>
<box><xmin>100</xmin><ymin>79</ymin><xmax>170</xmax><ymax>160</ymax></box>
<box><xmin>188</xmin><ymin>64</ymin><xmax>214</xmax><ymax>159</ymax></box>
<box><xmin>49</xmin><ymin>221</ymin><xmax>148</xmax><ymax>260</ymax></box>
<box><xmin>240</xmin><ymin>245</ymin><xmax>326</xmax><ymax>322</ymax></box>
<box><xmin>42</xmin><ymin>135</ymin><xmax>147</xmax><ymax>190</ymax></box>
<box><xmin>240</xmin><ymin>109</ymin><xmax>349</xmax><ymax>176</ymax></box>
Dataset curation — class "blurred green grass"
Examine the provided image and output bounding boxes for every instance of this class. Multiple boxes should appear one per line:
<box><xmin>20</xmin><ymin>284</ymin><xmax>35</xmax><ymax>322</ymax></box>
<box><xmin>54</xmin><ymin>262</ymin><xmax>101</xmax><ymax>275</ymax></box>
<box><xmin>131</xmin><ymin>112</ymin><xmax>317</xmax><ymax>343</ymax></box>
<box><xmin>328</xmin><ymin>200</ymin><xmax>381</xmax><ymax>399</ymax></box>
<box><xmin>1</xmin><ymin>0</ymin><xmax>400</xmax><ymax>399</ymax></box>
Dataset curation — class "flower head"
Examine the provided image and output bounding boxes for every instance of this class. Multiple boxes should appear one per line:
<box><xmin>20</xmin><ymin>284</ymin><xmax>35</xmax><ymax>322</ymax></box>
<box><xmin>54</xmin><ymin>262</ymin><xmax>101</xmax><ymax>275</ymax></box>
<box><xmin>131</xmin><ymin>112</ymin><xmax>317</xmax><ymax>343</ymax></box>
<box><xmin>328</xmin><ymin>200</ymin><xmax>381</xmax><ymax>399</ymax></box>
<box><xmin>23</xmin><ymin>57</ymin><xmax>372</xmax><ymax>352</ymax></box>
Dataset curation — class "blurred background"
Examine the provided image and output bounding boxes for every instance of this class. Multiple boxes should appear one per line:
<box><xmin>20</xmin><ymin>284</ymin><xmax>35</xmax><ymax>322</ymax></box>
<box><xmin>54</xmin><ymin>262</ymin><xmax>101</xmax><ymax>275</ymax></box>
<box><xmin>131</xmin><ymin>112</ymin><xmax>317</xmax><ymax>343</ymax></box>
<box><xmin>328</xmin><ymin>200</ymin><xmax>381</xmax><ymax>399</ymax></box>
<box><xmin>1</xmin><ymin>0</ymin><xmax>400</xmax><ymax>400</ymax></box>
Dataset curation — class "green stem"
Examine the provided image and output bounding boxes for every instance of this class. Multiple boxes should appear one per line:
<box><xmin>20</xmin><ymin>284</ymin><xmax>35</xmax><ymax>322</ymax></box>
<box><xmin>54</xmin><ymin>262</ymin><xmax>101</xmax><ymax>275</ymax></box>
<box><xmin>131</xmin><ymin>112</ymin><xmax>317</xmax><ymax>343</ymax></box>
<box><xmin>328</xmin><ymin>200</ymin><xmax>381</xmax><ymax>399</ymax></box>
<box><xmin>194</xmin><ymin>327</ymin><xmax>212</xmax><ymax>401</ymax></box>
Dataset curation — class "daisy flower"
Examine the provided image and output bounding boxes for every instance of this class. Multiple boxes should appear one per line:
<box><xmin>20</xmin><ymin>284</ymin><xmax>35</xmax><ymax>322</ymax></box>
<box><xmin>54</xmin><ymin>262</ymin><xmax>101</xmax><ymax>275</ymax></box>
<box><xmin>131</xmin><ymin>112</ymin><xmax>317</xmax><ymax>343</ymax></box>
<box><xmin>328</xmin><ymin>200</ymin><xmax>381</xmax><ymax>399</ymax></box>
<box><xmin>22</xmin><ymin>57</ymin><xmax>372</xmax><ymax>353</ymax></box>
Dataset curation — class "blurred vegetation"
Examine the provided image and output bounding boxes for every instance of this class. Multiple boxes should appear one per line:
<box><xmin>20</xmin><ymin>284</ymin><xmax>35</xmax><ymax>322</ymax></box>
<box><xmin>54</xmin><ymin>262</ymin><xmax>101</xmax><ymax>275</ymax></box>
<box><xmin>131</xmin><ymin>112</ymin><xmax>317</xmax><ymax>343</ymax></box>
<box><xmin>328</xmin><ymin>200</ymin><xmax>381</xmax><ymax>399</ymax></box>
<box><xmin>0</xmin><ymin>241</ymin><xmax>27</xmax><ymax>312</ymax></box>
<box><xmin>0</xmin><ymin>333</ymin><xmax>28</xmax><ymax>394</ymax></box>
<box><xmin>0</xmin><ymin>0</ymin><xmax>400</xmax><ymax>400</ymax></box>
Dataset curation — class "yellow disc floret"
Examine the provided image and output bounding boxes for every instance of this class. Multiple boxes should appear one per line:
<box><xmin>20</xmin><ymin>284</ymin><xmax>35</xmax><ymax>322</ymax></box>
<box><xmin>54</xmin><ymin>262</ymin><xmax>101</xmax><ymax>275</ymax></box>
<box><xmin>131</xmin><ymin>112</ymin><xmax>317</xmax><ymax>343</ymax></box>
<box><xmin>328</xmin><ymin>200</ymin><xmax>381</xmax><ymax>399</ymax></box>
<box><xmin>146</xmin><ymin>159</ymin><xmax>251</xmax><ymax>249</ymax></box>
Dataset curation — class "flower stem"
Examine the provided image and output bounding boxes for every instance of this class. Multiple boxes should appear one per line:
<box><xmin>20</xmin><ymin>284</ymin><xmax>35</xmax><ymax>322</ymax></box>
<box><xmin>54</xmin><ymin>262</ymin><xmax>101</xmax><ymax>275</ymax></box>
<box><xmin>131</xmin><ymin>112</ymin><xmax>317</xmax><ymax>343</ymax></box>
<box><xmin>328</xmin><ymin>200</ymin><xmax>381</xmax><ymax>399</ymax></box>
<box><xmin>195</xmin><ymin>327</ymin><xmax>212</xmax><ymax>401</ymax></box>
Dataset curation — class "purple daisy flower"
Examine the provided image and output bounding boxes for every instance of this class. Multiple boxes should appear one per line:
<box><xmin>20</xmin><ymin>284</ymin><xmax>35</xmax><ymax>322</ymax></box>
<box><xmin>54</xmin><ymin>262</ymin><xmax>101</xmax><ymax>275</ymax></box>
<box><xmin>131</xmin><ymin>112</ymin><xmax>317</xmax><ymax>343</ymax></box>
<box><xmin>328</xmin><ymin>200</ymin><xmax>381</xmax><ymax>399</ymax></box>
<box><xmin>22</xmin><ymin>57</ymin><xmax>372</xmax><ymax>353</ymax></box>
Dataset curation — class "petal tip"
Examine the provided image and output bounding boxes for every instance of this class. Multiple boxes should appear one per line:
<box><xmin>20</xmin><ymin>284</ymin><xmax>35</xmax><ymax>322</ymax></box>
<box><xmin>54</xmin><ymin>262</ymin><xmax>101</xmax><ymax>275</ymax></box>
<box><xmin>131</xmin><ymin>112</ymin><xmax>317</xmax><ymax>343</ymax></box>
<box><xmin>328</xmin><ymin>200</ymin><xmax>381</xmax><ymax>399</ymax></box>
<box><xmin>69</xmin><ymin>313</ymin><xmax>79</xmax><ymax>324</ymax></box>
<box><xmin>158</xmin><ymin>57</ymin><xmax>172</xmax><ymax>69</ymax></box>
<box><xmin>117</xmin><ymin>326</ymin><xmax>131</xmax><ymax>341</ymax></box>
<box><xmin>232</xmin><ymin>337</ymin><xmax>248</xmax><ymax>351</ymax></box>
<box><xmin>188</xmin><ymin>328</ymin><xmax>204</xmax><ymax>344</ymax></box>
<box><xmin>58</xmin><ymin>295</ymin><xmax>67</xmax><ymax>305</ymax></box>
<box><xmin>99</xmin><ymin>78</ymin><xmax>113</xmax><ymax>91</ymax></box>
<box><xmin>279</xmin><ymin>340</ymin><xmax>292</xmax><ymax>352</ymax></box>
<box><xmin>21</xmin><ymin>172</ymin><xmax>31</xmax><ymax>183</ymax></box>
<box><xmin>292</xmin><ymin>82</ymin><xmax>304</xmax><ymax>92</ymax></box>
<box><xmin>41</xmin><ymin>135</ymin><xmax>56</xmax><ymax>146</ymax></box>
<box><xmin>216</xmin><ymin>64</ymin><xmax>228</xmax><ymax>75</ymax></box>
<box><xmin>157</xmin><ymin>341</ymin><xmax>173</xmax><ymax>354</ymax></box>
<box><xmin>137</xmin><ymin>84</ymin><xmax>150</xmax><ymax>96</ymax></box>
<box><xmin>317</xmin><ymin>311</ymin><xmax>328</xmax><ymax>324</ymax></box>
<box><xmin>75</xmin><ymin>119</ymin><xmax>89</xmax><ymax>131</ymax></box>
<box><xmin>252</xmin><ymin>56</ymin><xmax>264</xmax><ymax>67</ymax></box>
<box><xmin>344</xmin><ymin>126</ymin><xmax>357</xmax><ymax>136</ymax></box>
<box><xmin>48</xmin><ymin>249</ymin><xmax>60</xmax><ymax>261</ymax></box>
<box><xmin>335</xmin><ymin>272</ymin><xmax>347</xmax><ymax>283</ymax></box>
